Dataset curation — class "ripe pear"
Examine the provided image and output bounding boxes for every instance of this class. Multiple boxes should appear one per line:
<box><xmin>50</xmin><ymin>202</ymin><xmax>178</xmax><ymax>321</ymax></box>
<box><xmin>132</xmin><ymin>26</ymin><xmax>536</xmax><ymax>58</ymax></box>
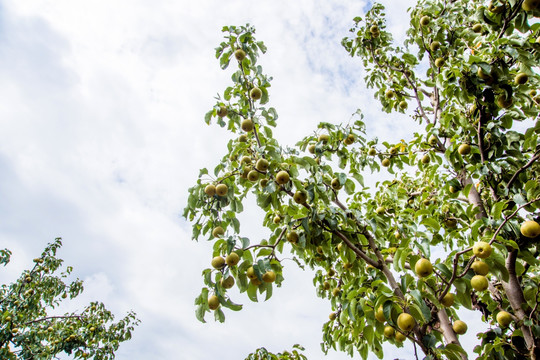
<box><xmin>514</xmin><ymin>72</ymin><xmax>529</xmax><ymax>85</ymax></box>
<box><xmin>275</xmin><ymin>171</ymin><xmax>290</xmax><ymax>185</ymax></box>
<box><xmin>204</xmin><ymin>184</ymin><xmax>216</xmax><ymax>197</ymax></box>
<box><xmin>522</xmin><ymin>0</ymin><xmax>540</xmax><ymax>11</ymax></box>
<box><xmin>497</xmin><ymin>95</ymin><xmax>513</xmax><ymax>109</ymax></box>
<box><xmin>217</xmin><ymin>106</ymin><xmax>228</xmax><ymax>117</ymax></box>
<box><xmin>318</xmin><ymin>134</ymin><xmax>330</xmax><ymax>143</ymax></box>
<box><xmin>430</xmin><ymin>41</ymin><xmax>441</xmax><ymax>52</ymax></box>
<box><xmin>344</xmin><ymin>134</ymin><xmax>355</xmax><ymax>145</ymax></box>
<box><xmin>287</xmin><ymin>231</ymin><xmax>299</xmax><ymax>243</ymax></box>
<box><xmin>240</xmin><ymin>156</ymin><xmax>251</xmax><ymax>164</ymax></box>
<box><xmin>397</xmin><ymin>313</ymin><xmax>415</xmax><ymax>332</ymax></box>
<box><xmin>293</xmin><ymin>190</ymin><xmax>308</xmax><ymax>204</ymax></box>
<box><xmin>238</xmin><ymin>134</ymin><xmax>248</xmax><ymax>142</ymax></box>
<box><xmin>368</xmin><ymin>147</ymin><xmax>377</xmax><ymax>156</ymax></box>
<box><xmin>453</xmin><ymin>320</ymin><xmax>467</xmax><ymax>335</ymax></box>
<box><xmin>421</xmin><ymin>154</ymin><xmax>431</xmax><ymax>164</ymax></box>
<box><xmin>256</xmin><ymin>159</ymin><xmax>269</xmax><ymax>172</ymax></box>
<box><xmin>384</xmin><ymin>326</ymin><xmax>395</xmax><ymax>338</ymax></box>
<box><xmin>234</xmin><ymin>48</ymin><xmax>246</xmax><ymax>61</ymax></box>
<box><xmin>225</xmin><ymin>252</ymin><xmax>240</xmax><ymax>267</ymax></box>
<box><xmin>477</xmin><ymin>67</ymin><xmax>492</xmax><ymax>81</ymax></box>
<box><xmin>212</xmin><ymin>226</ymin><xmax>225</xmax><ymax>238</ymax></box>
<box><xmin>211</xmin><ymin>256</ymin><xmax>225</xmax><ymax>269</ymax></box>
<box><xmin>434</xmin><ymin>58</ymin><xmax>445</xmax><ymax>68</ymax></box>
<box><xmin>308</xmin><ymin>144</ymin><xmax>316</xmax><ymax>154</ymax></box>
<box><xmin>241</xmin><ymin>118</ymin><xmax>254</xmax><ymax>132</ymax></box>
<box><xmin>250</xmin><ymin>87</ymin><xmax>262</xmax><ymax>100</ymax></box>
<box><xmin>520</xmin><ymin>220</ymin><xmax>540</xmax><ymax>238</ymax></box>
<box><xmin>420</xmin><ymin>15</ymin><xmax>430</xmax><ymax>26</ymax></box>
<box><xmin>381</xmin><ymin>158</ymin><xmax>391</xmax><ymax>167</ymax></box>
<box><xmin>473</xmin><ymin>241</ymin><xmax>492</xmax><ymax>259</ymax></box>
<box><xmin>445</xmin><ymin>218</ymin><xmax>458</xmax><ymax>228</ymax></box>
<box><xmin>327</xmin><ymin>268</ymin><xmax>336</xmax><ymax>277</ymax></box>
<box><xmin>331</xmin><ymin>178</ymin><xmax>342</xmax><ymax>190</ymax></box>
<box><xmin>496</xmin><ymin>311</ymin><xmax>512</xmax><ymax>327</ymax></box>
<box><xmin>247</xmin><ymin>170</ymin><xmax>259</xmax><ymax>182</ymax></box>
<box><xmin>375</xmin><ymin>306</ymin><xmax>386</xmax><ymax>322</ymax></box>
<box><xmin>273</xmin><ymin>215</ymin><xmax>281</xmax><ymax>224</ymax></box>
<box><xmin>385</xmin><ymin>89</ymin><xmax>395</xmax><ymax>99</ymax></box>
<box><xmin>220</xmin><ymin>276</ymin><xmax>235</xmax><ymax>289</ymax></box>
<box><xmin>262</xmin><ymin>271</ymin><xmax>276</xmax><ymax>283</ymax></box>
<box><xmin>399</xmin><ymin>100</ymin><xmax>408</xmax><ymax>110</ymax></box>
<box><xmin>395</xmin><ymin>331</ymin><xmax>406</xmax><ymax>342</ymax></box>
<box><xmin>216</xmin><ymin>184</ymin><xmax>228</xmax><ymax>196</ymax></box>
<box><xmin>458</xmin><ymin>143</ymin><xmax>471</xmax><ymax>155</ymax></box>
<box><xmin>246</xmin><ymin>266</ymin><xmax>257</xmax><ymax>280</ymax></box>
<box><xmin>441</xmin><ymin>293</ymin><xmax>455</xmax><ymax>307</ymax></box>
<box><xmin>208</xmin><ymin>295</ymin><xmax>220</xmax><ymax>310</ymax></box>
<box><xmin>415</xmin><ymin>258</ymin><xmax>433</xmax><ymax>278</ymax></box>
<box><xmin>471</xmin><ymin>260</ymin><xmax>489</xmax><ymax>275</ymax></box>
<box><xmin>471</xmin><ymin>275</ymin><xmax>489</xmax><ymax>291</ymax></box>
<box><xmin>260</xmin><ymin>178</ymin><xmax>269</xmax><ymax>188</ymax></box>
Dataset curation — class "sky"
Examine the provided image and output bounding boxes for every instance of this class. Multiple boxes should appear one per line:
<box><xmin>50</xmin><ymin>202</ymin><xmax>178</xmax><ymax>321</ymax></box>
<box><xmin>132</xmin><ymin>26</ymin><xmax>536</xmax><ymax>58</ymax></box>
<box><xmin>0</xmin><ymin>1</ymin><xmax>484</xmax><ymax>359</ymax></box>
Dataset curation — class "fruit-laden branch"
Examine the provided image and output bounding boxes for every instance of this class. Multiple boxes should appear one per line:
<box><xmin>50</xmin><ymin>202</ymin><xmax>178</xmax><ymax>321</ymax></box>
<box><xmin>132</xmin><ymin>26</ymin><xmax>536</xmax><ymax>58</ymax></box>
<box><xmin>332</xmin><ymin>196</ymin><xmax>442</xmax><ymax>357</ymax></box>
<box><xmin>366</xmin><ymin>45</ymin><xmax>431</xmax><ymax>124</ymax></box>
<box><xmin>24</xmin><ymin>314</ymin><xmax>86</xmax><ymax>325</ymax></box>
<box><xmin>487</xmin><ymin>197</ymin><xmax>540</xmax><ymax>246</ymax></box>
<box><xmin>330</xmin><ymin>228</ymin><xmax>379</xmax><ymax>268</ymax></box>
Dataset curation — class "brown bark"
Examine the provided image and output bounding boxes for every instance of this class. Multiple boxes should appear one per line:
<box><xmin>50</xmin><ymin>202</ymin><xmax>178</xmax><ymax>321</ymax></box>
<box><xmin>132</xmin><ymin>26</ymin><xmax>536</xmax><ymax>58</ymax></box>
<box><xmin>501</xmin><ymin>250</ymin><xmax>536</xmax><ymax>354</ymax></box>
<box><xmin>438</xmin><ymin>309</ymin><xmax>468</xmax><ymax>360</ymax></box>
<box><xmin>462</xmin><ymin>176</ymin><xmax>487</xmax><ymax>219</ymax></box>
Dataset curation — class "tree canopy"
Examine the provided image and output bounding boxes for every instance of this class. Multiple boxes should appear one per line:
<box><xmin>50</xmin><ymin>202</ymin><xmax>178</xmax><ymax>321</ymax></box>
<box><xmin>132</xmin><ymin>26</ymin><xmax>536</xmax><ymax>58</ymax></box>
<box><xmin>0</xmin><ymin>239</ymin><xmax>139</xmax><ymax>359</ymax></box>
<box><xmin>184</xmin><ymin>0</ymin><xmax>540</xmax><ymax>359</ymax></box>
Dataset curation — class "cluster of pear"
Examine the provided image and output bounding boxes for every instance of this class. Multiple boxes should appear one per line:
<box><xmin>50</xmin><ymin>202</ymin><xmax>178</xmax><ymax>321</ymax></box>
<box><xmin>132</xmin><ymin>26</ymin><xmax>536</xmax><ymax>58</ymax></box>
<box><xmin>207</xmin><ymin>248</ymin><xmax>277</xmax><ymax>310</ymax></box>
<box><xmin>306</xmin><ymin>132</ymin><xmax>353</xmax><ymax>191</ymax></box>
<box><xmin>374</xmin><ymin>305</ymin><xmax>412</xmax><ymax>343</ymax></box>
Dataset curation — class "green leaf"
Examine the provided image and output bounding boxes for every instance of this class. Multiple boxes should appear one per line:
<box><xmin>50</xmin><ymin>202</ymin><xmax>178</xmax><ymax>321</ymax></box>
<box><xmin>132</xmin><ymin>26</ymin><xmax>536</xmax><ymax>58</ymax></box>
<box><xmin>247</xmin><ymin>283</ymin><xmax>258</xmax><ymax>302</ymax></box>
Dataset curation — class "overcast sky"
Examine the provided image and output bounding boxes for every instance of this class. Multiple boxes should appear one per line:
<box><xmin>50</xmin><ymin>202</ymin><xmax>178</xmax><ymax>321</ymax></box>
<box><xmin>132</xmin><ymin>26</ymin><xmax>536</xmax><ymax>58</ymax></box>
<box><xmin>0</xmin><ymin>1</ymin><xmax>484</xmax><ymax>359</ymax></box>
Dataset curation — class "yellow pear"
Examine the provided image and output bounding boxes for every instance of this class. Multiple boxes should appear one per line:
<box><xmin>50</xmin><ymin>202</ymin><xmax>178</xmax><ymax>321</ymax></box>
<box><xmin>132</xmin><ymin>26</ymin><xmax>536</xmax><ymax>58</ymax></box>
<box><xmin>204</xmin><ymin>184</ymin><xmax>216</xmax><ymax>196</ymax></box>
<box><xmin>216</xmin><ymin>184</ymin><xmax>228</xmax><ymax>196</ymax></box>
<box><xmin>453</xmin><ymin>320</ymin><xmax>467</xmax><ymax>335</ymax></box>
<box><xmin>208</xmin><ymin>295</ymin><xmax>220</xmax><ymax>310</ymax></box>
<box><xmin>520</xmin><ymin>220</ymin><xmax>540</xmax><ymax>238</ymax></box>
<box><xmin>397</xmin><ymin>313</ymin><xmax>415</xmax><ymax>332</ymax></box>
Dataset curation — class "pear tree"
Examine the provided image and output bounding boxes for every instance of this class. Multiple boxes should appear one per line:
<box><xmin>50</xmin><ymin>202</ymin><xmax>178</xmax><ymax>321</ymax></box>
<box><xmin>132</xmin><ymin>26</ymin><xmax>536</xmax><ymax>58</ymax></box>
<box><xmin>184</xmin><ymin>0</ymin><xmax>540</xmax><ymax>358</ymax></box>
<box><xmin>0</xmin><ymin>239</ymin><xmax>139</xmax><ymax>359</ymax></box>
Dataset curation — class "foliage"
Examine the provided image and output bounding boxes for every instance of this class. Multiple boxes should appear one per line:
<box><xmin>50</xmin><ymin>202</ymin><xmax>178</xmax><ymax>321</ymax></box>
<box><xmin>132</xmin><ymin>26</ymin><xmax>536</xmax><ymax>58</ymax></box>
<box><xmin>244</xmin><ymin>345</ymin><xmax>307</xmax><ymax>360</ymax></box>
<box><xmin>185</xmin><ymin>1</ymin><xmax>540</xmax><ymax>359</ymax></box>
<box><xmin>0</xmin><ymin>238</ymin><xmax>139</xmax><ymax>359</ymax></box>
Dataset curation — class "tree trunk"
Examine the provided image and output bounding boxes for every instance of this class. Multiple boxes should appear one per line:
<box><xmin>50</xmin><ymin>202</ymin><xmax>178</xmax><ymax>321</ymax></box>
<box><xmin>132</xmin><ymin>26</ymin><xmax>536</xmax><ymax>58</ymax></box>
<box><xmin>501</xmin><ymin>250</ymin><xmax>536</xmax><ymax>355</ymax></box>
